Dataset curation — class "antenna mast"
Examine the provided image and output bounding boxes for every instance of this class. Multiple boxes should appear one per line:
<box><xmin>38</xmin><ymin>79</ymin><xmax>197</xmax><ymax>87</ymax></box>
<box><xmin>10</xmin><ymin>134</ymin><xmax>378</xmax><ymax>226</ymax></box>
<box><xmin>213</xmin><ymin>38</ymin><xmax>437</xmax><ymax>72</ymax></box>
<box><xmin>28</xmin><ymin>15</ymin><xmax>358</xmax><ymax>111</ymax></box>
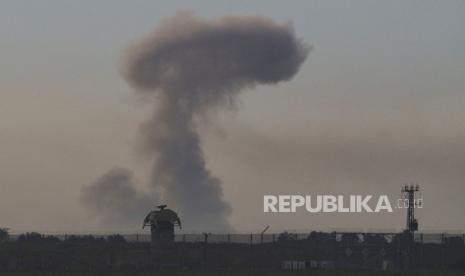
<box><xmin>401</xmin><ymin>184</ymin><xmax>420</xmax><ymax>233</ymax></box>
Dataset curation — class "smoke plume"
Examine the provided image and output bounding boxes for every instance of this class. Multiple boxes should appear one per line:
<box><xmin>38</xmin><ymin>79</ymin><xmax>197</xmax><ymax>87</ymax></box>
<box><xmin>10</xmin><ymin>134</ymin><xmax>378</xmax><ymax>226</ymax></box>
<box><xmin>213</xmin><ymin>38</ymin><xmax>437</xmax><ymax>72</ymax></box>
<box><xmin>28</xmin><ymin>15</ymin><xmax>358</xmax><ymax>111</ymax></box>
<box><xmin>82</xmin><ymin>12</ymin><xmax>309</xmax><ymax>231</ymax></box>
<box><xmin>81</xmin><ymin>168</ymin><xmax>155</xmax><ymax>227</ymax></box>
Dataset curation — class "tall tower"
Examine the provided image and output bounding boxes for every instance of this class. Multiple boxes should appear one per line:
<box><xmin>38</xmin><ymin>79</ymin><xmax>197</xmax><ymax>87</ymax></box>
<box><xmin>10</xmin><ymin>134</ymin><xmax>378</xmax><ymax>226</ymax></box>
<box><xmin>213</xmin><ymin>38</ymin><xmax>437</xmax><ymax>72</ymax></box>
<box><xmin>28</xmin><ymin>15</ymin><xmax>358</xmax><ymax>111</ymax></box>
<box><xmin>401</xmin><ymin>185</ymin><xmax>420</xmax><ymax>233</ymax></box>
<box><xmin>143</xmin><ymin>205</ymin><xmax>182</xmax><ymax>249</ymax></box>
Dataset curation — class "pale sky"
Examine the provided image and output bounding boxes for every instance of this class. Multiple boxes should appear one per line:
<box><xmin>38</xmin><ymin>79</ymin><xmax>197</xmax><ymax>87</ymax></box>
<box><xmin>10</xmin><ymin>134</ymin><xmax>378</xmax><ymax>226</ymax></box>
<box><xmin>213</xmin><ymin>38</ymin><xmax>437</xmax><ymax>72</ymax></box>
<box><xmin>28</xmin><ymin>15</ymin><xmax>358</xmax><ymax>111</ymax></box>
<box><xmin>1</xmin><ymin>0</ymin><xmax>465</xmax><ymax>233</ymax></box>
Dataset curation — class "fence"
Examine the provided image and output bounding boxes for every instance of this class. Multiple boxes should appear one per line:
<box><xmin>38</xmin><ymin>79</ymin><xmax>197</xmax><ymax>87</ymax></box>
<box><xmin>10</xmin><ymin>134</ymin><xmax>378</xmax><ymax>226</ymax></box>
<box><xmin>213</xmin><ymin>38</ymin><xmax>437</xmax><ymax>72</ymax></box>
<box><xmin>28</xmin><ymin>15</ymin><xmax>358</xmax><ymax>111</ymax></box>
<box><xmin>4</xmin><ymin>231</ymin><xmax>465</xmax><ymax>270</ymax></box>
<box><xmin>12</xmin><ymin>231</ymin><xmax>463</xmax><ymax>244</ymax></box>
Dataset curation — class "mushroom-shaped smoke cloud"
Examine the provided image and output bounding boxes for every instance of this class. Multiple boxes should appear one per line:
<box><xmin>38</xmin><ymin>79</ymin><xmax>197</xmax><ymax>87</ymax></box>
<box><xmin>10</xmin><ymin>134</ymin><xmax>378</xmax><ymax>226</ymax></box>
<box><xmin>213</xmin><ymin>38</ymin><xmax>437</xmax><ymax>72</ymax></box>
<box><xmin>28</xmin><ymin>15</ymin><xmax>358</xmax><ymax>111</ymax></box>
<box><xmin>83</xmin><ymin>12</ymin><xmax>309</xmax><ymax>231</ymax></box>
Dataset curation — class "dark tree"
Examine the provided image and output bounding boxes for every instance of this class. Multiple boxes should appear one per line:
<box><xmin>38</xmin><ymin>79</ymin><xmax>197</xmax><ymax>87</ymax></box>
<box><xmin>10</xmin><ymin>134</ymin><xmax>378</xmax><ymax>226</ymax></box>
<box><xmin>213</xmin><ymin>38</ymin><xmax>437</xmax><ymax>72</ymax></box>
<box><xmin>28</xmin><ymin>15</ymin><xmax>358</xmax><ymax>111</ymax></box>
<box><xmin>0</xmin><ymin>228</ymin><xmax>9</xmax><ymax>242</ymax></box>
<box><xmin>107</xmin><ymin>234</ymin><xmax>126</xmax><ymax>244</ymax></box>
<box><xmin>277</xmin><ymin>232</ymin><xmax>298</xmax><ymax>243</ymax></box>
<box><xmin>17</xmin><ymin>232</ymin><xmax>60</xmax><ymax>243</ymax></box>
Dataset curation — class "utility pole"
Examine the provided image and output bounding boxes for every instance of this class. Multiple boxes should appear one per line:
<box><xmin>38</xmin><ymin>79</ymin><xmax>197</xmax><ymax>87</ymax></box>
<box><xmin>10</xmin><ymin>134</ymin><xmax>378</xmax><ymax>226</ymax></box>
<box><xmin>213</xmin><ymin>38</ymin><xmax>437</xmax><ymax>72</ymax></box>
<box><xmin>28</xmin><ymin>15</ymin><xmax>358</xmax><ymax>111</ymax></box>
<box><xmin>202</xmin><ymin>232</ymin><xmax>210</xmax><ymax>270</ymax></box>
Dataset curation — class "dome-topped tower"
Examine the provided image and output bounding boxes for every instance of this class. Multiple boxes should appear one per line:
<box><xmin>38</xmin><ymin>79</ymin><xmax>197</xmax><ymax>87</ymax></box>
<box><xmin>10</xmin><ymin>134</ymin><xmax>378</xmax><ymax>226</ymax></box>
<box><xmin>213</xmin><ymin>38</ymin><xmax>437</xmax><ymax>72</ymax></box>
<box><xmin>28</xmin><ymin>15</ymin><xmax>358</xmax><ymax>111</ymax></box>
<box><xmin>143</xmin><ymin>205</ymin><xmax>181</xmax><ymax>249</ymax></box>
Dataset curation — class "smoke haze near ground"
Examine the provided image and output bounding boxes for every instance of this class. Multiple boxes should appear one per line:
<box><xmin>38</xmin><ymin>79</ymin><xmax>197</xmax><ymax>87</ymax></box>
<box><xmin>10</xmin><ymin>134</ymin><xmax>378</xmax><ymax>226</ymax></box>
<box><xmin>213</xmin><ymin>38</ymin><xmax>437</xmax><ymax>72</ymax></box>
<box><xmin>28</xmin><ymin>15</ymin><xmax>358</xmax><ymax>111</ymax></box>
<box><xmin>81</xmin><ymin>12</ymin><xmax>309</xmax><ymax>231</ymax></box>
<box><xmin>81</xmin><ymin>168</ymin><xmax>155</xmax><ymax>227</ymax></box>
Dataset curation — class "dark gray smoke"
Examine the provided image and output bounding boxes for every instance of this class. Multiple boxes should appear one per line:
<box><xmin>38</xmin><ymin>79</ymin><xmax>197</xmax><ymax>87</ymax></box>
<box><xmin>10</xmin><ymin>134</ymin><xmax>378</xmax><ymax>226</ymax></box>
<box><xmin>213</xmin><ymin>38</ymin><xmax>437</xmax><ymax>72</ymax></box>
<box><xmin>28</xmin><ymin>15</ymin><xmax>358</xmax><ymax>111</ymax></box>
<box><xmin>81</xmin><ymin>168</ymin><xmax>155</xmax><ymax>227</ymax></box>
<box><xmin>83</xmin><ymin>12</ymin><xmax>309</xmax><ymax>231</ymax></box>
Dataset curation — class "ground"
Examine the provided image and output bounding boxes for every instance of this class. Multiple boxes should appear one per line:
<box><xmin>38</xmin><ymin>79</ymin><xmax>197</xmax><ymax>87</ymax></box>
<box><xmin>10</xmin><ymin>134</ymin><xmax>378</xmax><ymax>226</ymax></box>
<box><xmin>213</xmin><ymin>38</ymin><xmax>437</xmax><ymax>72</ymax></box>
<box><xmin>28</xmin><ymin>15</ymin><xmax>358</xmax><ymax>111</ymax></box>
<box><xmin>2</xmin><ymin>270</ymin><xmax>465</xmax><ymax>276</ymax></box>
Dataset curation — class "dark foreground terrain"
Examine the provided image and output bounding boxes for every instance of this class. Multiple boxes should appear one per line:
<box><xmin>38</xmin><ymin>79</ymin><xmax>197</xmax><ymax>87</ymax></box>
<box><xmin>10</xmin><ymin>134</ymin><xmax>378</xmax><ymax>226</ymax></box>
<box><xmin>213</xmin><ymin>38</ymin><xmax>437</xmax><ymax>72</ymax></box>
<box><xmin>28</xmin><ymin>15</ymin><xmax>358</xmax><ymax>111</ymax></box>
<box><xmin>1</xmin><ymin>270</ymin><xmax>465</xmax><ymax>276</ymax></box>
<box><xmin>2</xmin><ymin>232</ymin><xmax>465</xmax><ymax>273</ymax></box>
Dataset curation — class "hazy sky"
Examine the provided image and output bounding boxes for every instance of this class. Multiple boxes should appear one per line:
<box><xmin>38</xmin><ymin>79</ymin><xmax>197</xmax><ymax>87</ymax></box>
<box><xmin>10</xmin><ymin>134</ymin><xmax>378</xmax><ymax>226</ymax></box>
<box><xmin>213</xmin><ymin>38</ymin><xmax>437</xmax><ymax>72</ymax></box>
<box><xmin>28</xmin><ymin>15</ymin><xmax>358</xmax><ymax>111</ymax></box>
<box><xmin>1</xmin><ymin>0</ymin><xmax>465</xmax><ymax>233</ymax></box>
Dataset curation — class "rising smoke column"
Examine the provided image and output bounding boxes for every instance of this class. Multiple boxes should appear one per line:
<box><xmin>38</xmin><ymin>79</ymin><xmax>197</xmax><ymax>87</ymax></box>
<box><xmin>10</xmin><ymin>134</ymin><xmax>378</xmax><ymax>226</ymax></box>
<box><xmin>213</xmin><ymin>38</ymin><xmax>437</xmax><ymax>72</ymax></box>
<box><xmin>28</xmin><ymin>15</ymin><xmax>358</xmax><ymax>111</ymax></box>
<box><xmin>81</xmin><ymin>167</ymin><xmax>155</xmax><ymax>227</ymax></box>
<box><xmin>83</xmin><ymin>12</ymin><xmax>308</xmax><ymax>231</ymax></box>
